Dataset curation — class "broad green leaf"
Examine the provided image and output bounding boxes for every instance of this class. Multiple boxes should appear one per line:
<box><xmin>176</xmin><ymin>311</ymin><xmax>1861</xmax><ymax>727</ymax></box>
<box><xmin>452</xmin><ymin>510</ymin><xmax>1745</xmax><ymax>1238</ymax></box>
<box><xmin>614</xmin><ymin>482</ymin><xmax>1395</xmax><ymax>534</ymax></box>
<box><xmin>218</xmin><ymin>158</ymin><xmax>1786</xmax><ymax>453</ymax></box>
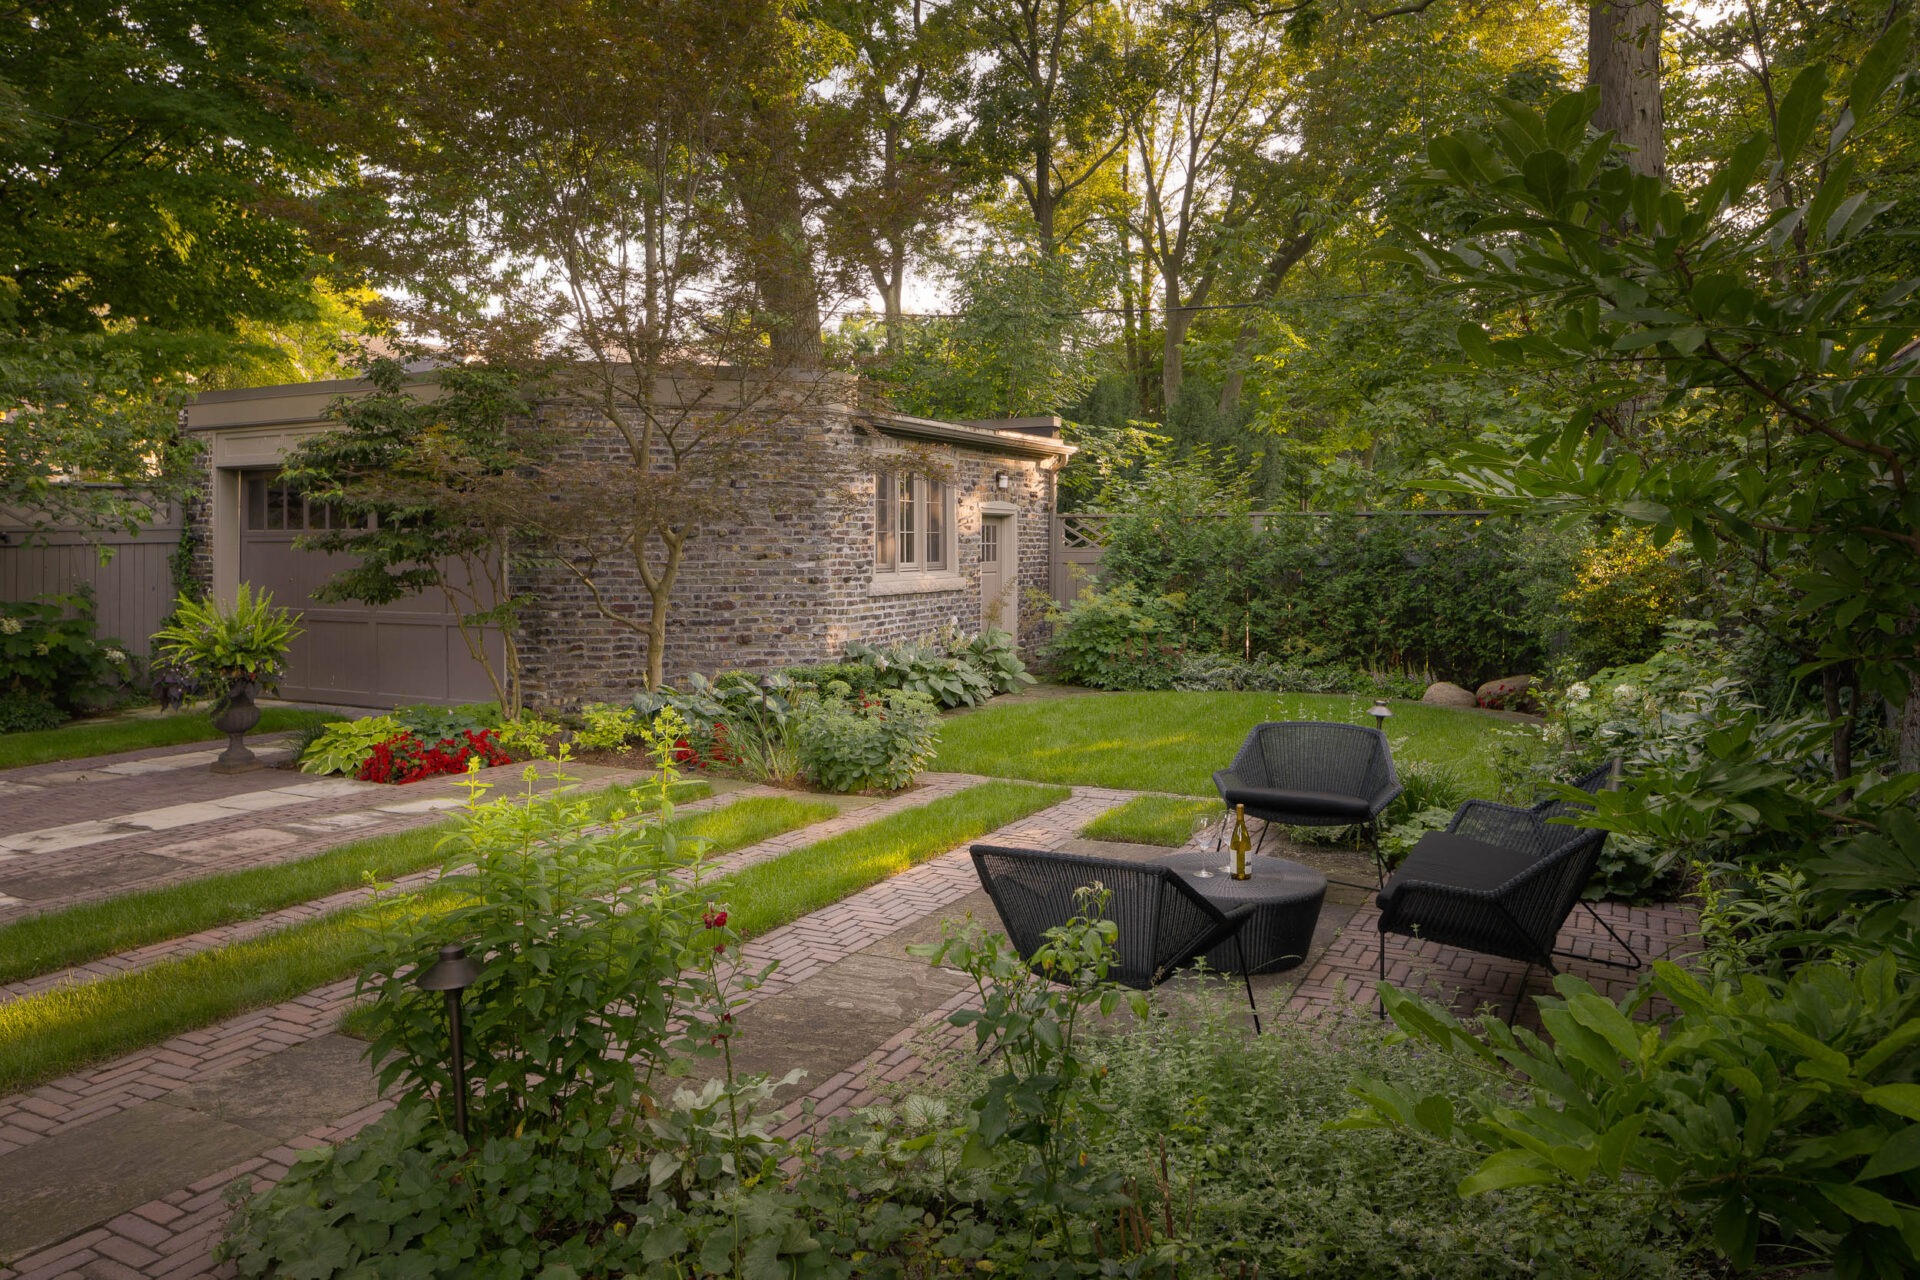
<box><xmin>1459</xmin><ymin>1150</ymin><xmax>1557</xmax><ymax>1196</ymax></box>
<box><xmin>1848</xmin><ymin>16</ymin><xmax>1911</xmax><ymax>121</ymax></box>
<box><xmin>1865</xmin><ymin>1084</ymin><xmax>1920</xmax><ymax>1121</ymax></box>
<box><xmin>1775</xmin><ymin>64</ymin><xmax>1829</xmax><ymax>166</ymax></box>
<box><xmin>1862</xmin><ymin>1125</ymin><xmax>1920</xmax><ymax>1180</ymax></box>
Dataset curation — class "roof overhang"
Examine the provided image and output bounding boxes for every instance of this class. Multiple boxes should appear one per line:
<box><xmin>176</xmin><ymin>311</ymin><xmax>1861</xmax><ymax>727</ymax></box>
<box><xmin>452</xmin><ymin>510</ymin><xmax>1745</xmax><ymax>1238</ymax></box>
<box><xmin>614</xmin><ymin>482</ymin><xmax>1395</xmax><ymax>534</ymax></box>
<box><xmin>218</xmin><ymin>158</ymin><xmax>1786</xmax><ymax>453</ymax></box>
<box><xmin>859</xmin><ymin>412</ymin><xmax>1075</xmax><ymax>461</ymax></box>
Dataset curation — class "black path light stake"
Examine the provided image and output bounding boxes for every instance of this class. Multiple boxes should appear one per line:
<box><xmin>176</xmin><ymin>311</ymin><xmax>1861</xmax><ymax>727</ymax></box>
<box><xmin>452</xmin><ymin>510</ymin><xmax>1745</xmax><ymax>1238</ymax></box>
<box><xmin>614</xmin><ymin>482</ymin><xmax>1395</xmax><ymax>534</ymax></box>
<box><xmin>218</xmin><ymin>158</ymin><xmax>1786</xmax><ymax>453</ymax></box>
<box><xmin>414</xmin><ymin>943</ymin><xmax>482</xmax><ymax>1140</ymax></box>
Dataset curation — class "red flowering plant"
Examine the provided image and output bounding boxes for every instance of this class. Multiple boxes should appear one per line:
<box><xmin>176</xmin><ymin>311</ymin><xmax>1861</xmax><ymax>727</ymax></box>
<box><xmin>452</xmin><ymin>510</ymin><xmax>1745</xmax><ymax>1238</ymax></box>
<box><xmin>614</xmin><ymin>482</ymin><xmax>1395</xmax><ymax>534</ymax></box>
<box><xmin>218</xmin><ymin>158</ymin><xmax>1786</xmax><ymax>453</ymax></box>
<box><xmin>356</xmin><ymin>728</ymin><xmax>512</xmax><ymax>784</ymax></box>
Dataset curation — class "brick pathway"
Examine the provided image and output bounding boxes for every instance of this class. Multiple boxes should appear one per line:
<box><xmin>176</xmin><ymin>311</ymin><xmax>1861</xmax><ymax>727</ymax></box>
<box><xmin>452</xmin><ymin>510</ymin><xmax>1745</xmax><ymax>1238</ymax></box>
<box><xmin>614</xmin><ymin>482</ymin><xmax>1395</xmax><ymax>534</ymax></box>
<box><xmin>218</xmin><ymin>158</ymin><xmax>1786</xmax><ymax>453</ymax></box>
<box><xmin>0</xmin><ymin>785</ymin><xmax>1129</xmax><ymax>1278</ymax></box>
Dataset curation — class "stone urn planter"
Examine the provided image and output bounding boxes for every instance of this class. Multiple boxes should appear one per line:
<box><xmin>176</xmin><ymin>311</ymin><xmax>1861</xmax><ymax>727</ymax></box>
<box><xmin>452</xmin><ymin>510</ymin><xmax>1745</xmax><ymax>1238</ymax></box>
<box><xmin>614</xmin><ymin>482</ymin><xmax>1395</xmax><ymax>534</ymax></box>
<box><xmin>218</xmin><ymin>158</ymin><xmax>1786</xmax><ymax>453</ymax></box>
<box><xmin>210</xmin><ymin>681</ymin><xmax>265</xmax><ymax>773</ymax></box>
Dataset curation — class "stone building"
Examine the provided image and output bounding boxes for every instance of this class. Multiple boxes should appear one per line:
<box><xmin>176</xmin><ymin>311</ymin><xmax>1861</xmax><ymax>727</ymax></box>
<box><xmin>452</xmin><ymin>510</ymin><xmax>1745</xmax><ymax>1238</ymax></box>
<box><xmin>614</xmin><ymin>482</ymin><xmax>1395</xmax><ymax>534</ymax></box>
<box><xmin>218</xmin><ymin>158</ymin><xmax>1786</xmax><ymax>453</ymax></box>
<box><xmin>182</xmin><ymin>369</ymin><xmax>1072</xmax><ymax>709</ymax></box>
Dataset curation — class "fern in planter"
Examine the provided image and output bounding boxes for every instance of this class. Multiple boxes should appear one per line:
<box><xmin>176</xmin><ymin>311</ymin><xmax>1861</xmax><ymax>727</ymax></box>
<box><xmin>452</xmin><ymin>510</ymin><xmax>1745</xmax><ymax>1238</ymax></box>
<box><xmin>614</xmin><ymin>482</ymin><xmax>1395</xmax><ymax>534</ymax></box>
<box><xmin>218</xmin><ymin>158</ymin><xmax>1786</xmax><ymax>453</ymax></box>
<box><xmin>150</xmin><ymin>586</ymin><xmax>303</xmax><ymax>697</ymax></box>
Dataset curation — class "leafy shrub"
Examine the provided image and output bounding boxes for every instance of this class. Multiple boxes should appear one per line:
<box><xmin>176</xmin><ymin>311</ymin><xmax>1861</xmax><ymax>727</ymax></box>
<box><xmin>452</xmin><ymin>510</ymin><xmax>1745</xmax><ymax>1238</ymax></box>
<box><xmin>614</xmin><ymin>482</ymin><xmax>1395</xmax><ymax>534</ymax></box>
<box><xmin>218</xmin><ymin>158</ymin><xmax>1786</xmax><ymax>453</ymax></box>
<box><xmin>794</xmin><ymin>689</ymin><xmax>940</xmax><ymax>792</ymax></box>
<box><xmin>633</xmin><ymin>672</ymin><xmax>803</xmax><ymax>784</ymax></box>
<box><xmin>1381</xmin><ymin>805</ymin><xmax>1455</xmax><ymax>865</ymax></box>
<box><xmin>0</xmin><ymin>692</ymin><xmax>67</xmax><ymax>733</ymax></box>
<box><xmin>572</xmin><ymin>701</ymin><xmax>640</xmax><ymax>753</ymax></box>
<box><xmin>223</xmin><ymin>722</ymin><xmax>779</xmax><ymax>1277</ymax></box>
<box><xmin>945</xmin><ymin>628</ymin><xmax>1035</xmax><ymax>695</ymax></box>
<box><xmin>1358</xmin><ymin>956</ymin><xmax>1920</xmax><ymax>1279</ymax></box>
<box><xmin>1096</xmin><ymin>473</ymin><xmax>1583</xmax><ymax>685</ymax></box>
<box><xmin>1557</xmin><ymin>526</ymin><xmax>1694</xmax><ymax>673</ymax></box>
<box><xmin>779</xmin><ymin>659</ymin><xmax>886</xmax><ymax>697</ymax></box>
<box><xmin>392</xmin><ymin>702</ymin><xmax>500</xmax><ymax>739</ymax></box>
<box><xmin>844</xmin><ymin>638</ymin><xmax>996</xmax><ymax>708</ymax></box>
<box><xmin>1043</xmin><ymin>583</ymin><xmax>1184</xmax><ymax>689</ymax></box>
<box><xmin>356</xmin><ymin>729</ymin><xmax>510</xmax><ymax>783</ymax></box>
<box><xmin>298</xmin><ymin>715</ymin><xmax>405</xmax><ymax>775</ymax></box>
<box><xmin>902</xmin><ymin>901</ymin><xmax>1696</xmax><ymax>1278</ymax></box>
<box><xmin>491</xmin><ymin>713</ymin><xmax>563</xmax><ymax>761</ymax></box>
<box><xmin>0</xmin><ymin>590</ymin><xmax>131</xmax><ymax>712</ymax></box>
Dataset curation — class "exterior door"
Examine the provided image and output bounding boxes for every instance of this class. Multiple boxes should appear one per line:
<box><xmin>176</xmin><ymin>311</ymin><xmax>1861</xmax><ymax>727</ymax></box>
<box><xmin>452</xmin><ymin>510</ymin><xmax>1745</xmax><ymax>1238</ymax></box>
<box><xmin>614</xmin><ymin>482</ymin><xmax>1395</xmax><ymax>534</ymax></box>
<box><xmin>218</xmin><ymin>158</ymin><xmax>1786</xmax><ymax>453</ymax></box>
<box><xmin>980</xmin><ymin>513</ymin><xmax>1017</xmax><ymax>639</ymax></box>
<box><xmin>236</xmin><ymin>471</ymin><xmax>502</xmax><ymax>708</ymax></box>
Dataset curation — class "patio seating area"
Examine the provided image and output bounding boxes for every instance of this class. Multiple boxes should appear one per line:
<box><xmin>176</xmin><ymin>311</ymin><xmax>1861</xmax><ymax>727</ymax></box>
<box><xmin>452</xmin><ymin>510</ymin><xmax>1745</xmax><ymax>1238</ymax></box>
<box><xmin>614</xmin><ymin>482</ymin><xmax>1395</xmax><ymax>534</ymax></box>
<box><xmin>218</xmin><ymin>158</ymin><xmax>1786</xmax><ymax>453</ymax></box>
<box><xmin>0</xmin><ymin>708</ymin><xmax>1700</xmax><ymax>1278</ymax></box>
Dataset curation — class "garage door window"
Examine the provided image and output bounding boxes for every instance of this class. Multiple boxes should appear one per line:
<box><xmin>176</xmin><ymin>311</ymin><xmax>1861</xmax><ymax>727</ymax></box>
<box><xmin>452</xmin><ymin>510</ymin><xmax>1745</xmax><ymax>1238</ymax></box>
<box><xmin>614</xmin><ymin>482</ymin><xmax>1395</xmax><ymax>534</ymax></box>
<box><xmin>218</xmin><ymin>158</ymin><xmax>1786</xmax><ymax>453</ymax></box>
<box><xmin>245</xmin><ymin>475</ymin><xmax>351</xmax><ymax>532</ymax></box>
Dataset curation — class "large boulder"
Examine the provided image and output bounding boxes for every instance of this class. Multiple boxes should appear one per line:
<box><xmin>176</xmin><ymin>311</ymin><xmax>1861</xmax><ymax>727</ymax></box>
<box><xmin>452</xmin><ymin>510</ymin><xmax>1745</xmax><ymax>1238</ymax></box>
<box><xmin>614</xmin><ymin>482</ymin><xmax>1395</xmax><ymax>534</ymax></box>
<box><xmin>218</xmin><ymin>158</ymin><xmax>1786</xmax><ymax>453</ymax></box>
<box><xmin>1422</xmin><ymin>681</ymin><xmax>1477</xmax><ymax>708</ymax></box>
<box><xmin>1475</xmin><ymin>675</ymin><xmax>1536</xmax><ymax>711</ymax></box>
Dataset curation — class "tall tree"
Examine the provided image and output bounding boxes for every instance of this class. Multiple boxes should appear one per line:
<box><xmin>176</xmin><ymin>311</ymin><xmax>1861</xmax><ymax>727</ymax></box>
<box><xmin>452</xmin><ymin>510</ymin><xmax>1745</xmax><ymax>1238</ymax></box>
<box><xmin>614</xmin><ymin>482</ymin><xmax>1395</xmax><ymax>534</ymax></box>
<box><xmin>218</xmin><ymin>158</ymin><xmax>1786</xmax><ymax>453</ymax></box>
<box><xmin>1588</xmin><ymin>0</ymin><xmax>1664</xmax><ymax>177</ymax></box>
<box><xmin>809</xmin><ymin>0</ymin><xmax>973</xmax><ymax>347</ymax></box>
<box><xmin>0</xmin><ymin>0</ymin><xmax>339</xmax><ymax>534</ymax></box>
<box><xmin>318</xmin><ymin>0</ymin><xmax>841</xmax><ymax>688</ymax></box>
<box><xmin>958</xmin><ymin>0</ymin><xmax>1128</xmax><ymax>259</ymax></box>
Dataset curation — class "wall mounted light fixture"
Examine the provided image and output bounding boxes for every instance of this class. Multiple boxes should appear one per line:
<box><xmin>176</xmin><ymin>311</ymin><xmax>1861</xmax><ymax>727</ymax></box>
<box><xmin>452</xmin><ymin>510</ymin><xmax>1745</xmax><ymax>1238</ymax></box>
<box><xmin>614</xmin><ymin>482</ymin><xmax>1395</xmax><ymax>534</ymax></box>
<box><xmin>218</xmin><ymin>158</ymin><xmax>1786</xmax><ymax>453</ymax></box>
<box><xmin>993</xmin><ymin>471</ymin><xmax>1010</xmax><ymax>491</ymax></box>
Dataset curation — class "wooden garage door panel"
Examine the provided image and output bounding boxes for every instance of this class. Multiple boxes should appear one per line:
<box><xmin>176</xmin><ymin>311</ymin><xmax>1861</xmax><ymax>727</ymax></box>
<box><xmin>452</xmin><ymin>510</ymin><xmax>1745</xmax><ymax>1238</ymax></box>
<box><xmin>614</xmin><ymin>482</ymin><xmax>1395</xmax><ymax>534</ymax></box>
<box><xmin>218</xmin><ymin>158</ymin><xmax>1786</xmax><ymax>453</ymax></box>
<box><xmin>237</xmin><ymin>471</ymin><xmax>501</xmax><ymax>708</ymax></box>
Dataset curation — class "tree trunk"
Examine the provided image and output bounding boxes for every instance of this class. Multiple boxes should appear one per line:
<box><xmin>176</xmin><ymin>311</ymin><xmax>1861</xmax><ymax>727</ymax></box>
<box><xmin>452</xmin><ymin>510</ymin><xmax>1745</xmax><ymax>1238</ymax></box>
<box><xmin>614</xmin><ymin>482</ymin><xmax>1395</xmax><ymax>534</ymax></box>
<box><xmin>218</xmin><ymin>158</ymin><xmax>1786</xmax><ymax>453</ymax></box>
<box><xmin>1588</xmin><ymin>0</ymin><xmax>1665</xmax><ymax>179</ymax></box>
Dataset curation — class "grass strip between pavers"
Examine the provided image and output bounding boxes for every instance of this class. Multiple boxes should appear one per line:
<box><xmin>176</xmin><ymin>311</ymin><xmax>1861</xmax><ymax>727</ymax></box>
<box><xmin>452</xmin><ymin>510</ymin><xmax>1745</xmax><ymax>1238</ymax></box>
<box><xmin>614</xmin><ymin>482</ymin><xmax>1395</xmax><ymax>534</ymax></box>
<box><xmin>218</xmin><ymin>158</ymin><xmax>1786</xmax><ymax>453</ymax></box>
<box><xmin>720</xmin><ymin>781</ymin><xmax>1069</xmax><ymax>938</ymax></box>
<box><xmin>0</xmin><ymin>708</ymin><xmax>344</xmax><ymax>771</ymax></box>
<box><xmin>1078</xmin><ymin>795</ymin><xmax>1221</xmax><ymax>847</ymax></box>
<box><xmin>0</xmin><ymin>779</ymin><xmax>715</xmax><ymax>986</ymax></box>
<box><xmin>0</xmin><ymin>794</ymin><xmax>840</xmax><ymax>1095</ymax></box>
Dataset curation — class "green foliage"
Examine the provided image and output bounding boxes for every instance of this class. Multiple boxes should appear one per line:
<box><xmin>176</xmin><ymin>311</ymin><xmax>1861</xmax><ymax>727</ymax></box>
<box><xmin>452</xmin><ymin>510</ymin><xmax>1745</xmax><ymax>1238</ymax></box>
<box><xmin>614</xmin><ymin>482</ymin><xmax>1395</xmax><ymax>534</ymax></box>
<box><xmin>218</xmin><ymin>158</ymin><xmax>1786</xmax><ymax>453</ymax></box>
<box><xmin>149</xmin><ymin>585</ymin><xmax>302</xmax><ymax>694</ymax></box>
<box><xmin>948</xmin><ymin>628</ymin><xmax>1036</xmax><ymax>696</ymax></box>
<box><xmin>0</xmin><ymin>693</ymin><xmax>68</xmax><ymax>734</ymax></box>
<box><xmin>1409</xmin><ymin>55</ymin><xmax>1920</xmax><ymax>716</ymax></box>
<box><xmin>0</xmin><ymin>0</ymin><xmax>335</xmax><ymax>534</ymax></box>
<box><xmin>844</xmin><ymin>638</ymin><xmax>995</xmax><ymax>709</ymax></box>
<box><xmin>0</xmin><ymin>590</ymin><xmax>130</xmax><ymax>712</ymax></box>
<box><xmin>633</xmin><ymin>672</ymin><xmax>806</xmax><ymax>785</ymax></box>
<box><xmin>1557</xmin><ymin>527</ymin><xmax>1696</xmax><ymax>674</ymax></box>
<box><xmin>573</xmin><ymin>702</ymin><xmax>642</xmax><ymax>753</ymax></box>
<box><xmin>1353</xmin><ymin>957</ymin><xmax>1920</xmax><ymax>1279</ymax></box>
<box><xmin>298</xmin><ymin>716</ymin><xmax>404</xmax><ymax>776</ymax></box>
<box><xmin>912</xmin><ymin>895</ymin><xmax>1150</xmax><ymax>1262</ymax></box>
<box><xmin>794</xmin><ymin>689</ymin><xmax>940</xmax><ymax>793</ymax></box>
<box><xmin>778</xmin><ymin>660</ymin><xmax>887</xmax><ymax>698</ymax></box>
<box><xmin>1043</xmin><ymin>583</ymin><xmax>1184</xmax><ymax>690</ymax></box>
<box><xmin>1091</xmin><ymin>467</ymin><xmax>1579</xmax><ymax>684</ymax></box>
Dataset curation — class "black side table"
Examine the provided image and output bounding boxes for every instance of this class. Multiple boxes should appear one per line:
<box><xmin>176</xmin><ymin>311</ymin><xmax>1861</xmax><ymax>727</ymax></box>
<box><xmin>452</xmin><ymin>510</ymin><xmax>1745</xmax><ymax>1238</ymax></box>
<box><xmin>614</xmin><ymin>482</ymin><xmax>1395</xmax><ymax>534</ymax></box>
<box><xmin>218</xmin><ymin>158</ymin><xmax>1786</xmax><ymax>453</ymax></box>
<box><xmin>1161</xmin><ymin>850</ymin><xmax>1328</xmax><ymax>975</ymax></box>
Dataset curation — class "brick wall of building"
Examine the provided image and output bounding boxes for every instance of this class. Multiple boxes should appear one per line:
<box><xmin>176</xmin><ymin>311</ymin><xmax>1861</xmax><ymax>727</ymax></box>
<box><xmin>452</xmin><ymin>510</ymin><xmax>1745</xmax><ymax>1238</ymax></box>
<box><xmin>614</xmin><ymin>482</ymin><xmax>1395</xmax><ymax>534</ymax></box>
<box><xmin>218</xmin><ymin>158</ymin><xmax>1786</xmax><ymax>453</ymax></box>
<box><xmin>511</xmin><ymin>402</ymin><xmax>1056</xmax><ymax>706</ymax></box>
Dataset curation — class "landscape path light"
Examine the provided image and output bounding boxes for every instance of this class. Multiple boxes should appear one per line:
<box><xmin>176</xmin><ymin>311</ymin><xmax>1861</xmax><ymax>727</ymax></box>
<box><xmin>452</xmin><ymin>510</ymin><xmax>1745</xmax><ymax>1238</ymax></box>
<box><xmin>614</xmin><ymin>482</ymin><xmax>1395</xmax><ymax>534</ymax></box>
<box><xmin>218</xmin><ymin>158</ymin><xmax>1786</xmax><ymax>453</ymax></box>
<box><xmin>414</xmin><ymin>943</ymin><xmax>482</xmax><ymax>1140</ymax></box>
<box><xmin>1369</xmin><ymin>699</ymin><xmax>1393</xmax><ymax>733</ymax></box>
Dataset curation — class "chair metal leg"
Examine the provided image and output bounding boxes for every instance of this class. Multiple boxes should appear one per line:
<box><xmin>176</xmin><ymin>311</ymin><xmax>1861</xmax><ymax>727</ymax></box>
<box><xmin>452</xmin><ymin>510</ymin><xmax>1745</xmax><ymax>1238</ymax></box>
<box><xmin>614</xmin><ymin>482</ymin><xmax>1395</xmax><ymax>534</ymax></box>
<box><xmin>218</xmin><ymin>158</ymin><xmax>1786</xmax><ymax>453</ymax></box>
<box><xmin>1376</xmin><ymin>928</ymin><xmax>1388</xmax><ymax>1019</ymax></box>
<box><xmin>1250</xmin><ymin>819</ymin><xmax>1271</xmax><ymax>859</ymax></box>
<box><xmin>1233</xmin><ymin>933</ymin><xmax>1261</xmax><ymax>1034</ymax></box>
<box><xmin>1506</xmin><ymin>963</ymin><xmax>1534</xmax><ymax>1028</ymax></box>
<box><xmin>1552</xmin><ymin>900</ymin><xmax>1644</xmax><ymax>970</ymax></box>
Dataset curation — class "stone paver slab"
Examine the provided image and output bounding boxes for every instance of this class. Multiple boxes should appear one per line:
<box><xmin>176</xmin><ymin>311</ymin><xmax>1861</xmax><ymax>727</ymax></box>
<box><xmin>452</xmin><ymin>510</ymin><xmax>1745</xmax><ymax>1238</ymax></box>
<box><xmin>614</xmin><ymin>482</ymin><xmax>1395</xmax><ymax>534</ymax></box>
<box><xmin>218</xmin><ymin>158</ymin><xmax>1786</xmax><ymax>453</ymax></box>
<box><xmin>0</xmin><ymin>1103</ymin><xmax>266</xmax><ymax>1257</ymax></box>
<box><xmin>162</xmin><ymin>1036</ymin><xmax>379</xmax><ymax>1140</ymax></box>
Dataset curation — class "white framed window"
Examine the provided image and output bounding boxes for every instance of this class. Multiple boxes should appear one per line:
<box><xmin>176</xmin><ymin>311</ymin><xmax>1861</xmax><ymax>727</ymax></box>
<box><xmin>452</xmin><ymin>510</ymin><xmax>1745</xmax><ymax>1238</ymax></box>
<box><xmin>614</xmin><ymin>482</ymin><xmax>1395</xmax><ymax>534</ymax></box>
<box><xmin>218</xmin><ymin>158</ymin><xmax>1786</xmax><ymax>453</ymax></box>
<box><xmin>874</xmin><ymin>470</ymin><xmax>952</xmax><ymax>575</ymax></box>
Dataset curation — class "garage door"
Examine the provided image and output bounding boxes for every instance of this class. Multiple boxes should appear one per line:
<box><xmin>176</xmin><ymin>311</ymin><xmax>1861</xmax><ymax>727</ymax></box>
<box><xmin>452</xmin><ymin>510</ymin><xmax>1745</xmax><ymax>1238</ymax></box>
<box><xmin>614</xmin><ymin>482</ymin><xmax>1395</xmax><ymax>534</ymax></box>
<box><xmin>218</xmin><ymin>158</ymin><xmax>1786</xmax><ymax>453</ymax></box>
<box><xmin>237</xmin><ymin>471</ymin><xmax>503</xmax><ymax>709</ymax></box>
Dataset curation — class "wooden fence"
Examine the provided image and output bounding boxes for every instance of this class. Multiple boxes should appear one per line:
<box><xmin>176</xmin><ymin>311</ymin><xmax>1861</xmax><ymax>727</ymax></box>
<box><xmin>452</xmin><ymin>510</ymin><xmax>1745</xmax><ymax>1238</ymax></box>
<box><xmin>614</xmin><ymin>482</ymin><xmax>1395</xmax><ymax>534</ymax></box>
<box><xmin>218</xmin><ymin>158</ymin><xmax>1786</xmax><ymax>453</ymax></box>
<box><xmin>0</xmin><ymin>506</ymin><xmax>186</xmax><ymax>656</ymax></box>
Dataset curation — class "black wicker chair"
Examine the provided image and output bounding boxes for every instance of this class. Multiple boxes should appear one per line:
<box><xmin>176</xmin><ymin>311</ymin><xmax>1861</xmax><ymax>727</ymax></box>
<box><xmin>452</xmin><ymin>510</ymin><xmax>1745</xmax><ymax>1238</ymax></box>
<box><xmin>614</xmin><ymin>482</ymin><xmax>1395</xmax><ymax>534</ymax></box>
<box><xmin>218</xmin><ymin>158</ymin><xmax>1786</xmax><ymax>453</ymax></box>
<box><xmin>1212</xmin><ymin>721</ymin><xmax>1403</xmax><ymax>889</ymax></box>
<box><xmin>1375</xmin><ymin>762</ymin><xmax>1639</xmax><ymax>1018</ymax></box>
<box><xmin>971</xmin><ymin>845</ymin><xmax>1263</xmax><ymax>1031</ymax></box>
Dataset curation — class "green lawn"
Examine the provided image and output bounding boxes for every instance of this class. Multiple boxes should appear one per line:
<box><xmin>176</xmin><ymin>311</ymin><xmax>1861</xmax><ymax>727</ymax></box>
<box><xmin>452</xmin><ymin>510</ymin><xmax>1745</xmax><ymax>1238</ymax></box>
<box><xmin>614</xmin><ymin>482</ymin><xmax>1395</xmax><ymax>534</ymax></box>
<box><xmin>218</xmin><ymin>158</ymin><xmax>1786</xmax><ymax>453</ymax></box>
<box><xmin>0</xmin><ymin>780</ymin><xmax>715</xmax><ymax>985</ymax></box>
<box><xmin>0</xmin><ymin>707</ymin><xmax>343</xmax><ymax>771</ymax></box>
<box><xmin>934</xmin><ymin>692</ymin><xmax>1519</xmax><ymax>796</ymax></box>
<box><xmin>1079</xmin><ymin>795</ymin><xmax>1221</xmax><ymax>847</ymax></box>
<box><xmin>0</xmin><ymin>792</ymin><xmax>835</xmax><ymax>1093</ymax></box>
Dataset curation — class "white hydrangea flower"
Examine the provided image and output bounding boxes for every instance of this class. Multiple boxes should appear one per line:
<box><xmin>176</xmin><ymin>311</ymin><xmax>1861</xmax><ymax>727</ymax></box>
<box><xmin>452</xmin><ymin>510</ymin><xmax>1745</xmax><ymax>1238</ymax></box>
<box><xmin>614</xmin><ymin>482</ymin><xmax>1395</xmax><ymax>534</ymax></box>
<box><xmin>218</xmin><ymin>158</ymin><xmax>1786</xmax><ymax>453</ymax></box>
<box><xmin>1611</xmin><ymin>683</ymin><xmax>1640</xmax><ymax>702</ymax></box>
<box><xmin>104</xmin><ymin>648</ymin><xmax>128</xmax><ymax>665</ymax></box>
<box><xmin>1566</xmin><ymin>682</ymin><xmax>1591</xmax><ymax>702</ymax></box>
<box><xmin>32</xmin><ymin>642</ymin><xmax>48</xmax><ymax>656</ymax></box>
<box><xmin>0</xmin><ymin>617</ymin><xmax>21</xmax><ymax>634</ymax></box>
